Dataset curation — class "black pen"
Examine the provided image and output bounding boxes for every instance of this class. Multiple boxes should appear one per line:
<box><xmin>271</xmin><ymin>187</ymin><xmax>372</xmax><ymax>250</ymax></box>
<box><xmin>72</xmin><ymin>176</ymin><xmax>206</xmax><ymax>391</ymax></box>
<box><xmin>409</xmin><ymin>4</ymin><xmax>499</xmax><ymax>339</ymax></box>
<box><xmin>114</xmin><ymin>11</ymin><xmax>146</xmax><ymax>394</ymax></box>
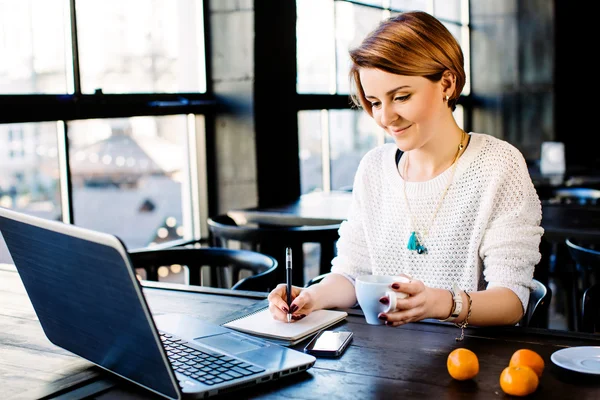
<box><xmin>286</xmin><ymin>247</ymin><xmax>292</xmax><ymax>323</ymax></box>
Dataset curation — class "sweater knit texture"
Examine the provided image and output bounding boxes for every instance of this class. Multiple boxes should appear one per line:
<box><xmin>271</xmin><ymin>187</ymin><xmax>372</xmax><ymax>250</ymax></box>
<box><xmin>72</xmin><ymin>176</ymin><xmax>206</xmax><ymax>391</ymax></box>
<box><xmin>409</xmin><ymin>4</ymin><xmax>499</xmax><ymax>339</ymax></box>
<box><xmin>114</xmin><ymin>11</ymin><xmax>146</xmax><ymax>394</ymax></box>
<box><xmin>330</xmin><ymin>133</ymin><xmax>544</xmax><ymax>311</ymax></box>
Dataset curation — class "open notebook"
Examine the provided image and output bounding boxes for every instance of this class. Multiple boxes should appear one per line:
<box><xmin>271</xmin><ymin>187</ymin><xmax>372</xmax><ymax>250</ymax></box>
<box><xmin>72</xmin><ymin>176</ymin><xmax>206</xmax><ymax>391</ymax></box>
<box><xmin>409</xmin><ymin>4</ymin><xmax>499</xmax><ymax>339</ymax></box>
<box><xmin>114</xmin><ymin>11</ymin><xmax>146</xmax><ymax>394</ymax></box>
<box><xmin>223</xmin><ymin>308</ymin><xmax>348</xmax><ymax>346</ymax></box>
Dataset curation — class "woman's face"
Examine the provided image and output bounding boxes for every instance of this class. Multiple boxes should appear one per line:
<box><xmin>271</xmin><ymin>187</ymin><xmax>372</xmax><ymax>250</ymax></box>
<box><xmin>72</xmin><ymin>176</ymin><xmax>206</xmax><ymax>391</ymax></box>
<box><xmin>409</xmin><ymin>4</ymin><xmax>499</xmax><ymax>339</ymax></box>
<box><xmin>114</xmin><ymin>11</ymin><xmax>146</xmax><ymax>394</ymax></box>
<box><xmin>359</xmin><ymin>68</ymin><xmax>446</xmax><ymax>150</ymax></box>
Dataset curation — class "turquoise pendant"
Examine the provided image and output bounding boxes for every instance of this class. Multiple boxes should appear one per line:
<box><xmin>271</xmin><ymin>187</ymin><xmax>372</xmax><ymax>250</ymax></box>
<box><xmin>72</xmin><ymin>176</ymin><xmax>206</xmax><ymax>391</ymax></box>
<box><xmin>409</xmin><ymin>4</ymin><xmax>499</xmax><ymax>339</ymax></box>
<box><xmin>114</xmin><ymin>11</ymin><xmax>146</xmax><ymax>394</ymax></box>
<box><xmin>407</xmin><ymin>231</ymin><xmax>418</xmax><ymax>250</ymax></box>
<box><xmin>407</xmin><ymin>231</ymin><xmax>427</xmax><ymax>254</ymax></box>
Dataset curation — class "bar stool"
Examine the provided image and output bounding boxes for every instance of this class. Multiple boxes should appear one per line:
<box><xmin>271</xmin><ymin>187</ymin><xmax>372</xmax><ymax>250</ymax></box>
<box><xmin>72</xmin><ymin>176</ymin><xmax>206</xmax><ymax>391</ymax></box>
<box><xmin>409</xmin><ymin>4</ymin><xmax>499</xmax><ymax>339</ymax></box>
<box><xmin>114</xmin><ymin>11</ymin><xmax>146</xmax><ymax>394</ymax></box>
<box><xmin>207</xmin><ymin>214</ymin><xmax>341</xmax><ymax>287</ymax></box>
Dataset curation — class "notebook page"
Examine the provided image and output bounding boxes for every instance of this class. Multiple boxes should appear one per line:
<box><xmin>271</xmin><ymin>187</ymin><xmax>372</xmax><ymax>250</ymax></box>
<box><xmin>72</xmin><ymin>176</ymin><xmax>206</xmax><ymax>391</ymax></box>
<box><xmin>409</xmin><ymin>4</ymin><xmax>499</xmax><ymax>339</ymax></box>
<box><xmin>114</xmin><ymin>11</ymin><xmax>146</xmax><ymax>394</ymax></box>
<box><xmin>223</xmin><ymin>308</ymin><xmax>347</xmax><ymax>341</ymax></box>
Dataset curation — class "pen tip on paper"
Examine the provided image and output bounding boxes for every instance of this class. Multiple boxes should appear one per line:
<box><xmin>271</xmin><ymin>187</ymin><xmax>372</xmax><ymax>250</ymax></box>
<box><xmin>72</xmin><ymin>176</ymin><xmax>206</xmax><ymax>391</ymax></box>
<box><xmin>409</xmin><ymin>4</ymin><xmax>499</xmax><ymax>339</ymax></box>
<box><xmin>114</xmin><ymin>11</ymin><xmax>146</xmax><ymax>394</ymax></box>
<box><xmin>287</xmin><ymin>314</ymin><xmax>292</xmax><ymax>323</ymax></box>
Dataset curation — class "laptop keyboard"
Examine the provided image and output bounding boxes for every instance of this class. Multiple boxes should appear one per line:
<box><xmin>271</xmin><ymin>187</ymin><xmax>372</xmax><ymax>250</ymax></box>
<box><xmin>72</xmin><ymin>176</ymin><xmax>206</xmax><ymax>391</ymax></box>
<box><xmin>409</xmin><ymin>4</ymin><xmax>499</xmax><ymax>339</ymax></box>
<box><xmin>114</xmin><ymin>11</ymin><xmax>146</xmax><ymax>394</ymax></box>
<box><xmin>160</xmin><ymin>332</ymin><xmax>266</xmax><ymax>386</ymax></box>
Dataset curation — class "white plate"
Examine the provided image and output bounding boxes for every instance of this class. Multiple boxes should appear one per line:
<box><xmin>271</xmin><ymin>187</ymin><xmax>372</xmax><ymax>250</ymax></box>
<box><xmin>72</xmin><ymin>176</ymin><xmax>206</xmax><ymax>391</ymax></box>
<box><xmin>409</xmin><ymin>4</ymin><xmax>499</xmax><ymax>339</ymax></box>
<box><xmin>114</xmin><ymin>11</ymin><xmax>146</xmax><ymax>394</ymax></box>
<box><xmin>551</xmin><ymin>346</ymin><xmax>600</xmax><ymax>375</ymax></box>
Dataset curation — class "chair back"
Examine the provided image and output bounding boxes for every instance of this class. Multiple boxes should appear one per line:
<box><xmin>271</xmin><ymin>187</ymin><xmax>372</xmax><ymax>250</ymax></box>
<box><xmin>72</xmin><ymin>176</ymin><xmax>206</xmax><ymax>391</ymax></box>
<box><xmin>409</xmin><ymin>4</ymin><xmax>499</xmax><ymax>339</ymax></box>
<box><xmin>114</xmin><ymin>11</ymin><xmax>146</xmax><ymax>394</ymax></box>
<box><xmin>129</xmin><ymin>247</ymin><xmax>278</xmax><ymax>292</ymax></box>
<box><xmin>565</xmin><ymin>238</ymin><xmax>600</xmax><ymax>272</ymax></box>
<box><xmin>520</xmin><ymin>278</ymin><xmax>551</xmax><ymax>328</ymax></box>
<box><xmin>581</xmin><ymin>284</ymin><xmax>600</xmax><ymax>333</ymax></box>
<box><xmin>207</xmin><ymin>214</ymin><xmax>340</xmax><ymax>286</ymax></box>
<box><xmin>565</xmin><ymin>238</ymin><xmax>600</xmax><ymax>331</ymax></box>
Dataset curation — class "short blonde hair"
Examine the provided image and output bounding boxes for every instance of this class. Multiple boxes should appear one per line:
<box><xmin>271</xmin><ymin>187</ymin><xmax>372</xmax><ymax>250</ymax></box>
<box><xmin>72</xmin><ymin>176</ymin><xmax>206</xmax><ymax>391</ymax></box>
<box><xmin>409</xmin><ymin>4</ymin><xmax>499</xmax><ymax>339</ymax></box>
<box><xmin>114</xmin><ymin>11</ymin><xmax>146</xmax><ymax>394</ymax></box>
<box><xmin>349</xmin><ymin>11</ymin><xmax>465</xmax><ymax>115</ymax></box>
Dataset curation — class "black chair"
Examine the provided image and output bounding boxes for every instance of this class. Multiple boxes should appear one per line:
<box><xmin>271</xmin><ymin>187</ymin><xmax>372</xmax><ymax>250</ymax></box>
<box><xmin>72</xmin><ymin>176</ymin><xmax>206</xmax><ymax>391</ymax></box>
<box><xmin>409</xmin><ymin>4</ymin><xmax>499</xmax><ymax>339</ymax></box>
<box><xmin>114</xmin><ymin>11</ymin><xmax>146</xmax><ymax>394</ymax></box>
<box><xmin>306</xmin><ymin>273</ymin><xmax>550</xmax><ymax>327</ymax></box>
<box><xmin>581</xmin><ymin>284</ymin><xmax>600</xmax><ymax>333</ymax></box>
<box><xmin>128</xmin><ymin>247</ymin><xmax>279</xmax><ymax>292</ymax></box>
<box><xmin>565</xmin><ymin>238</ymin><xmax>600</xmax><ymax>331</ymax></box>
<box><xmin>520</xmin><ymin>278</ymin><xmax>552</xmax><ymax>328</ymax></box>
<box><xmin>207</xmin><ymin>214</ymin><xmax>341</xmax><ymax>287</ymax></box>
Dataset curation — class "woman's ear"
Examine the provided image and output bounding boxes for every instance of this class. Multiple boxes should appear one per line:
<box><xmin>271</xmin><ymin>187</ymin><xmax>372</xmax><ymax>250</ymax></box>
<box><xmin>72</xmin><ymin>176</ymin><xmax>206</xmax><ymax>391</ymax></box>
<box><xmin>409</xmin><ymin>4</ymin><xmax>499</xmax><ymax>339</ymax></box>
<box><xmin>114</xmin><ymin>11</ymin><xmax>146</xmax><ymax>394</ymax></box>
<box><xmin>441</xmin><ymin>70</ymin><xmax>457</xmax><ymax>99</ymax></box>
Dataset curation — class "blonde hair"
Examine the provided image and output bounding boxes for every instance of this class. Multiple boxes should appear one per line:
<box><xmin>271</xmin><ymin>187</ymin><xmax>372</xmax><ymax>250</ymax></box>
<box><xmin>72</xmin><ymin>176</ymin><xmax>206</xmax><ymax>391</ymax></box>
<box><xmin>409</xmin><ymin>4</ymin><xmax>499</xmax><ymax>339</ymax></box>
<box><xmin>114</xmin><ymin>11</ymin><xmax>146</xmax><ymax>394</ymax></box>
<box><xmin>349</xmin><ymin>11</ymin><xmax>465</xmax><ymax>114</ymax></box>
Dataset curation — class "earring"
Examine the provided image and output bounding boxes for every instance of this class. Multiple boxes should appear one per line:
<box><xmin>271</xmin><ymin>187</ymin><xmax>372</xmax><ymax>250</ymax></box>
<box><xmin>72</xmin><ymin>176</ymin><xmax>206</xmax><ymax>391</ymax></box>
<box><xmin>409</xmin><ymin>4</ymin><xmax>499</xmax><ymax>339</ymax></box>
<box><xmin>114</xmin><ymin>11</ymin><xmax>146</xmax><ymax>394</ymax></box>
<box><xmin>445</xmin><ymin>95</ymin><xmax>449</xmax><ymax>102</ymax></box>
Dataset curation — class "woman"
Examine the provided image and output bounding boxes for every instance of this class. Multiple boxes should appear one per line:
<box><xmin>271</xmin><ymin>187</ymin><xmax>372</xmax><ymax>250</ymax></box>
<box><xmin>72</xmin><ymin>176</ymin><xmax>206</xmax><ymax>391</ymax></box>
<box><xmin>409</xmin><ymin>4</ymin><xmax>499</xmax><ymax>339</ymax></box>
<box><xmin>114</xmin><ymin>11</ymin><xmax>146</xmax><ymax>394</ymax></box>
<box><xmin>268</xmin><ymin>11</ymin><xmax>543</xmax><ymax>331</ymax></box>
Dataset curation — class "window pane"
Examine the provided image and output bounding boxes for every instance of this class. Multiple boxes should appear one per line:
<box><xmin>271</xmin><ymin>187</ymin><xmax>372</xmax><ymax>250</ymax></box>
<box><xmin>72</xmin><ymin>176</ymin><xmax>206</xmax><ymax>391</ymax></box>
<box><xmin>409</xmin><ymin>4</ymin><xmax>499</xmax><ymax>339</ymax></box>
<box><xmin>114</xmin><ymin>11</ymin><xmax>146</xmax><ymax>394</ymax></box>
<box><xmin>0</xmin><ymin>122</ymin><xmax>62</xmax><ymax>263</ymax></box>
<box><xmin>330</xmin><ymin>109</ymin><xmax>382</xmax><ymax>191</ymax></box>
<box><xmin>299</xmin><ymin>110</ymin><xmax>324</xmax><ymax>194</ymax></box>
<box><xmin>335</xmin><ymin>2</ymin><xmax>387</xmax><ymax>94</ymax></box>
<box><xmin>0</xmin><ymin>0</ymin><xmax>69</xmax><ymax>94</ymax></box>
<box><xmin>68</xmin><ymin>115</ymin><xmax>191</xmax><ymax>250</ymax></box>
<box><xmin>76</xmin><ymin>0</ymin><xmax>206</xmax><ymax>94</ymax></box>
<box><xmin>297</xmin><ymin>0</ymin><xmax>335</xmax><ymax>93</ymax></box>
<box><xmin>390</xmin><ymin>0</ymin><xmax>430</xmax><ymax>13</ymax></box>
<box><xmin>434</xmin><ymin>0</ymin><xmax>462</xmax><ymax>22</ymax></box>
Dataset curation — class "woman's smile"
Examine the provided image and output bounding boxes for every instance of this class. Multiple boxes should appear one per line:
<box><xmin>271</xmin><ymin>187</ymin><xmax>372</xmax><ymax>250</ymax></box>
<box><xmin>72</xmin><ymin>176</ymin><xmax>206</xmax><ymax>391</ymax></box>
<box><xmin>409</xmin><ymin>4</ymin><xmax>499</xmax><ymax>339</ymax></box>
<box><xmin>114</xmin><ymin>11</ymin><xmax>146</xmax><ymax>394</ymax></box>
<box><xmin>388</xmin><ymin>124</ymin><xmax>412</xmax><ymax>136</ymax></box>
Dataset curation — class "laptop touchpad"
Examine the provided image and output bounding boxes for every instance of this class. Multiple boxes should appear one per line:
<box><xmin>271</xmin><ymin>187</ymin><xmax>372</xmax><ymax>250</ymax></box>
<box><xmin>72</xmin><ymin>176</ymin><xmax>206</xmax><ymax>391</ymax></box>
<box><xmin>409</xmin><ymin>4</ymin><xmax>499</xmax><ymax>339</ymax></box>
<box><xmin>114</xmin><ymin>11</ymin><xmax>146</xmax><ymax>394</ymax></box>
<box><xmin>194</xmin><ymin>333</ymin><xmax>264</xmax><ymax>355</ymax></box>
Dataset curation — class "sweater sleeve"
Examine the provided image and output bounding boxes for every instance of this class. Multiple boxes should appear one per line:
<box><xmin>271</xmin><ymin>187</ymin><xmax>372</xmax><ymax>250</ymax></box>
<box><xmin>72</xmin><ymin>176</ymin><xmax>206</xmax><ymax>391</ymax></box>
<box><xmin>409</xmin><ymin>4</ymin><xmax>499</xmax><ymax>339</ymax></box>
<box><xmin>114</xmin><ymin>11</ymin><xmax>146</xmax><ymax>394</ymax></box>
<box><xmin>479</xmin><ymin>147</ymin><xmax>544</xmax><ymax>312</ymax></box>
<box><xmin>330</xmin><ymin>158</ymin><xmax>373</xmax><ymax>283</ymax></box>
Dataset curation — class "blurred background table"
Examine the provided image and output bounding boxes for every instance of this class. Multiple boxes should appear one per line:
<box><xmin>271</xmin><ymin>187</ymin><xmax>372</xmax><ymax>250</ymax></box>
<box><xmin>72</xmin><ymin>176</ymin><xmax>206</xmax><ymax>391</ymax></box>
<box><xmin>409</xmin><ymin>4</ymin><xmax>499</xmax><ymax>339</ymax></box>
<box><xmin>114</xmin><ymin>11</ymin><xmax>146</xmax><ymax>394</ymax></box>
<box><xmin>223</xmin><ymin>192</ymin><xmax>352</xmax><ymax>286</ymax></box>
<box><xmin>227</xmin><ymin>191</ymin><xmax>352</xmax><ymax>227</ymax></box>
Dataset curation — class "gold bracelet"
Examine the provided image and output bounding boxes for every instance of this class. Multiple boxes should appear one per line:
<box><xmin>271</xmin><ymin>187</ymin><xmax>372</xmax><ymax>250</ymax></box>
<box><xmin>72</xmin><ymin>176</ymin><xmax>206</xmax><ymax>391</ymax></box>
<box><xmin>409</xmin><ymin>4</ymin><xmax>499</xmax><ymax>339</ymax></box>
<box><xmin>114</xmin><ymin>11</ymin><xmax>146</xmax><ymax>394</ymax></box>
<box><xmin>454</xmin><ymin>290</ymin><xmax>472</xmax><ymax>342</ymax></box>
<box><xmin>438</xmin><ymin>289</ymin><xmax>456</xmax><ymax>322</ymax></box>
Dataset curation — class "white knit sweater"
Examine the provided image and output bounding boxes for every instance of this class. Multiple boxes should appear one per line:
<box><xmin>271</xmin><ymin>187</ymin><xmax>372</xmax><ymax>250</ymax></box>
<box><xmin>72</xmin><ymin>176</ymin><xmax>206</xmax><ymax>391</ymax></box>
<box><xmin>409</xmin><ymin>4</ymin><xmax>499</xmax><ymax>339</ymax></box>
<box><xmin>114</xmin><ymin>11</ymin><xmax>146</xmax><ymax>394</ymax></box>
<box><xmin>330</xmin><ymin>133</ymin><xmax>544</xmax><ymax>311</ymax></box>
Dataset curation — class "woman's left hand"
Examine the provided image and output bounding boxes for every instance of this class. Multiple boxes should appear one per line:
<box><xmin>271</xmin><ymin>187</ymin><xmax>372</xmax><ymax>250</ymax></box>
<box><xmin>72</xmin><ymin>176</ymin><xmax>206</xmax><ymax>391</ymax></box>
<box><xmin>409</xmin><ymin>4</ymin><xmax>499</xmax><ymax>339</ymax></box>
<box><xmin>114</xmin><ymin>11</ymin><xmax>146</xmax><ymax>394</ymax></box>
<box><xmin>377</xmin><ymin>278</ymin><xmax>446</xmax><ymax>327</ymax></box>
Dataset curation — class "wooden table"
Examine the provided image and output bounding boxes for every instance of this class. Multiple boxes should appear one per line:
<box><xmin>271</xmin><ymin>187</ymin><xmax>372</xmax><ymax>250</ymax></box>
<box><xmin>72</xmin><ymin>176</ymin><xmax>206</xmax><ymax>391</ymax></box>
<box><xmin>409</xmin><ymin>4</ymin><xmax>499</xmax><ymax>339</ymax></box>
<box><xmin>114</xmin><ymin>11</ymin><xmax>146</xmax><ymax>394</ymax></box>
<box><xmin>3</xmin><ymin>264</ymin><xmax>600</xmax><ymax>399</ymax></box>
<box><xmin>539</xmin><ymin>204</ymin><xmax>600</xmax><ymax>242</ymax></box>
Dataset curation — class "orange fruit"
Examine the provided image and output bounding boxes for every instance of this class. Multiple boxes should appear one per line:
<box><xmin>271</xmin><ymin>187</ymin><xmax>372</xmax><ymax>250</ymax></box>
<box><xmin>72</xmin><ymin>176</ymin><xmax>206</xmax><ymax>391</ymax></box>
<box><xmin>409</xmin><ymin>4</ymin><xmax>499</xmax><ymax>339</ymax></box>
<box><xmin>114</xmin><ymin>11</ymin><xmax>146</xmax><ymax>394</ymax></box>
<box><xmin>447</xmin><ymin>348</ymin><xmax>479</xmax><ymax>380</ymax></box>
<box><xmin>509</xmin><ymin>349</ymin><xmax>545</xmax><ymax>377</ymax></box>
<box><xmin>500</xmin><ymin>365</ymin><xmax>539</xmax><ymax>396</ymax></box>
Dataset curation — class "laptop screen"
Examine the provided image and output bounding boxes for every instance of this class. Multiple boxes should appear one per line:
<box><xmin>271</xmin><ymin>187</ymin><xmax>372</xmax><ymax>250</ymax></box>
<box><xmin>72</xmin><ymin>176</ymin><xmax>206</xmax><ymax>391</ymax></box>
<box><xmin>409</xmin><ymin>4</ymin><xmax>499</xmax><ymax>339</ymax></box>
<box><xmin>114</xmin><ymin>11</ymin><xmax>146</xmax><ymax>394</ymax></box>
<box><xmin>0</xmin><ymin>212</ymin><xmax>180</xmax><ymax>400</ymax></box>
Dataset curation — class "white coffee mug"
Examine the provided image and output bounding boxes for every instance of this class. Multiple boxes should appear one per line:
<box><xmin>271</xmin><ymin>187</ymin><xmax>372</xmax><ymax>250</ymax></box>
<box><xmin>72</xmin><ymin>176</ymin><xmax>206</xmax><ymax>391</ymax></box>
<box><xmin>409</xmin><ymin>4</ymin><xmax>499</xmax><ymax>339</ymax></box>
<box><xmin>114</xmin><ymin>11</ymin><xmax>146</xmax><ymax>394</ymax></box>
<box><xmin>355</xmin><ymin>275</ymin><xmax>409</xmax><ymax>325</ymax></box>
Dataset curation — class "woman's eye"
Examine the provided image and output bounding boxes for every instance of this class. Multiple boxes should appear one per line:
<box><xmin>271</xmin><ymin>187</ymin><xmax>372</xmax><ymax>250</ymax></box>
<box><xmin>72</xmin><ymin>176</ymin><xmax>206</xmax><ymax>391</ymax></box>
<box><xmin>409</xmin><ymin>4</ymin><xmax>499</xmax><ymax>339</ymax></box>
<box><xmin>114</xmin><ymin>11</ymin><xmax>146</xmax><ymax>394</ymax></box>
<box><xmin>394</xmin><ymin>95</ymin><xmax>410</xmax><ymax>102</ymax></box>
<box><xmin>370</xmin><ymin>101</ymin><xmax>381</xmax><ymax>108</ymax></box>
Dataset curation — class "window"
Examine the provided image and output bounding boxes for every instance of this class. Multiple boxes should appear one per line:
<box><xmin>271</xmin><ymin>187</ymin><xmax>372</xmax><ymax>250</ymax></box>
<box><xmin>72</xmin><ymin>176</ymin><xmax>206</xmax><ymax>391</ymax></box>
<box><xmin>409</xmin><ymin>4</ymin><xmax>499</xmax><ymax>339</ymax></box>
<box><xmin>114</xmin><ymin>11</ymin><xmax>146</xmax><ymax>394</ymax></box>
<box><xmin>296</xmin><ymin>0</ymin><xmax>470</xmax><ymax>194</ymax></box>
<box><xmin>68</xmin><ymin>115</ymin><xmax>193</xmax><ymax>249</ymax></box>
<box><xmin>0</xmin><ymin>0</ymin><xmax>213</xmax><ymax>279</ymax></box>
<box><xmin>0</xmin><ymin>122</ymin><xmax>61</xmax><ymax>217</ymax></box>
<box><xmin>0</xmin><ymin>0</ymin><xmax>69</xmax><ymax>94</ymax></box>
<box><xmin>75</xmin><ymin>0</ymin><xmax>207</xmax><ymax>94</ymax></box>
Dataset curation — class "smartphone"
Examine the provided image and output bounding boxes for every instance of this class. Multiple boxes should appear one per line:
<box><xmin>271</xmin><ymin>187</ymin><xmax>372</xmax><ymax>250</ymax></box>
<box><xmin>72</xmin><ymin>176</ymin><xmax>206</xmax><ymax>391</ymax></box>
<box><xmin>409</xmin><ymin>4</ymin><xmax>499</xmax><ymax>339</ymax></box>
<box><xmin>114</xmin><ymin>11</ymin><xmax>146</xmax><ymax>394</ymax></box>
<box><xmin>303</xmin><ymin>330</ymin><xmax>353</xmax><ymax>357</ymax></box>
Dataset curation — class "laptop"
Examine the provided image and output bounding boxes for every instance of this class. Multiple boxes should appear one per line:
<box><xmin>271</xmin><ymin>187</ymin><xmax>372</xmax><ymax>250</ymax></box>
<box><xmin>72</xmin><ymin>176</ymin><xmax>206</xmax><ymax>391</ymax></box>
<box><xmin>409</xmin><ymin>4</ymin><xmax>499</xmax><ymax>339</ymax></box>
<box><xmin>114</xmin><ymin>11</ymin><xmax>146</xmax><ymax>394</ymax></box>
<box><xmin>0</xmin><ymin>207</ymin><xmax>316</xmax><ymax>399</ymax></box>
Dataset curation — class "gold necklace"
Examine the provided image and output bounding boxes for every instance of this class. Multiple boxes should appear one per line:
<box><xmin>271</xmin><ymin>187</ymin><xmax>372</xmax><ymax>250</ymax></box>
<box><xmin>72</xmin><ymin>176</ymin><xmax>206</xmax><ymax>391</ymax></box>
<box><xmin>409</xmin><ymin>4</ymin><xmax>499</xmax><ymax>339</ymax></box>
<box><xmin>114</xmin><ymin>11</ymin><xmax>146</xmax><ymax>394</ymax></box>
<box><xmin>402</xmin><ymin>130</ymin><xmax>466</xmax><ymax>254</ymax></box>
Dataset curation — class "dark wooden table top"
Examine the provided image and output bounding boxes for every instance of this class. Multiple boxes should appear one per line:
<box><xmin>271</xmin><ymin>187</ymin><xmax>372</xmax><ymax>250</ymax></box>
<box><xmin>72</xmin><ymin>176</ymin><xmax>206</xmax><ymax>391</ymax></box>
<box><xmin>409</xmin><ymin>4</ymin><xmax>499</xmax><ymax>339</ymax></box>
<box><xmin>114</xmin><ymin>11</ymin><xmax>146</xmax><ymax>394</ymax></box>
<box><xmin>3</xmin><ymin>264</ymin><xmax>600</xmax><ymax>399</ymax></box>
<box><xmin>540</xmin><ymin>203</ymin><xmax>600</xmax><ymax>242</ymax></box>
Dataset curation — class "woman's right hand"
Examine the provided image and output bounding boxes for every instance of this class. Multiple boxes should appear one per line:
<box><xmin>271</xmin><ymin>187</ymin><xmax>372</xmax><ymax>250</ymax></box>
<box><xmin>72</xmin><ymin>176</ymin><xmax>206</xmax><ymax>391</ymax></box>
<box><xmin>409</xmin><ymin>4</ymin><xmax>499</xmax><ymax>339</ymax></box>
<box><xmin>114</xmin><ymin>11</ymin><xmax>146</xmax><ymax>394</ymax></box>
<box><xmin>267</xmin><ymin>283</ymin><xmax>318</xmax><ymax>322</ymax></box>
